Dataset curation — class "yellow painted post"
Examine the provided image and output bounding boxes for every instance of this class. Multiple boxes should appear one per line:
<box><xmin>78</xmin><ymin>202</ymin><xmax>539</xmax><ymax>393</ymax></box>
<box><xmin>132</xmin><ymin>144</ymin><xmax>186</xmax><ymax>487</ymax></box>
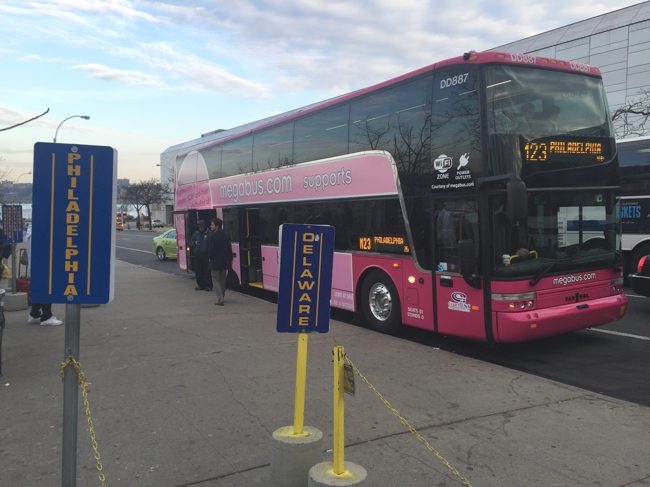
<box><xmin>333</xmin><ymin>346</ymin><xmax>345</xmax><ymax>475</ymax></box>
<box><xmin>293</xmin><ymin>332</ymin><xmax>309</xmax><ymax>436</ymax></box>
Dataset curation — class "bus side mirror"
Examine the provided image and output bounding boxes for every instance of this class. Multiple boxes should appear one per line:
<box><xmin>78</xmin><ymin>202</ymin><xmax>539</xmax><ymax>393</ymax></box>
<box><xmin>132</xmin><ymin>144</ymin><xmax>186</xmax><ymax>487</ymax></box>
<box><xmin>506</xmin><ymin>179</ymin><xmax>527</xmax><ymax>223</ymax></box>
<box><xmin>459</xmin><ymin>239</ymin><xmax>476</xmax><ymax>276</ymax></box>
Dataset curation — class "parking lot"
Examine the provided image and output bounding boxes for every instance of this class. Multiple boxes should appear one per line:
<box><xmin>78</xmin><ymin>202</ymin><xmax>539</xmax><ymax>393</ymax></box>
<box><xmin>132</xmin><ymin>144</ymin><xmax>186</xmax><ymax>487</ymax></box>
<box><xmin>1</xmin><ymin>257</ymin><xmax>649</xmax><ymax>486</ymax></box>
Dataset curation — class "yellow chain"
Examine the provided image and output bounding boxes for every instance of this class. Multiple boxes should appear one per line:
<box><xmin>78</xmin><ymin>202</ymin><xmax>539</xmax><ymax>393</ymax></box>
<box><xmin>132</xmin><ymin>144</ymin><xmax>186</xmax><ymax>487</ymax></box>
<box><xmin>344</xmin><ymin>356</ymin><xmax>472</xmax><ymax>487</ymax></box>
<box><xmin>59</xmin><ymin>356</ymin><xmax>107</xmax><ymax>487</ymax></box>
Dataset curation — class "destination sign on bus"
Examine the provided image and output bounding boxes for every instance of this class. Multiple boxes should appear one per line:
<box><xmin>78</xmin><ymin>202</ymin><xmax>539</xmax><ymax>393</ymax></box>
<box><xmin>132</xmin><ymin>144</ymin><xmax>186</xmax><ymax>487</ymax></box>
<box><xmin>357</xmin><ymin>235</ymin><xmax>410</xmax><ymax>254</ymax></box>
<box><xmin>523</xmin><ymin>138</ymin><xmax>607</xmax><ymax>164</ymax></box>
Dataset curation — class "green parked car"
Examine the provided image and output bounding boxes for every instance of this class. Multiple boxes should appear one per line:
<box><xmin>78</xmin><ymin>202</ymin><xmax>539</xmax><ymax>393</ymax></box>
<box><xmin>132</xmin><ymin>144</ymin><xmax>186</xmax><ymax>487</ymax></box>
<box><xmin>152</xmin><ymin>229</ymin><xmax>177</xmax><ymax>261</ymax></box>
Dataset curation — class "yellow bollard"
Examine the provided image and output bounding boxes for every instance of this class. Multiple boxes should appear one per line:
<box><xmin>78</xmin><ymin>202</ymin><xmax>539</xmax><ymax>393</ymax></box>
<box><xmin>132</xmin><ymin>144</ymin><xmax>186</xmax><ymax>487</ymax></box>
<box><xmin>308</xmin><ymin>345</ymin><xmax>367</xmax><ymax>486</ymax></box>
<box><xmin>293</xmin><ymin>332</ymin><xmax>309</xmax><ymax>436</ymax></box>
<box><xmin>333</xmin><ymin>345</ymin><xmax>345</xmax><ymax>475</ymax></box>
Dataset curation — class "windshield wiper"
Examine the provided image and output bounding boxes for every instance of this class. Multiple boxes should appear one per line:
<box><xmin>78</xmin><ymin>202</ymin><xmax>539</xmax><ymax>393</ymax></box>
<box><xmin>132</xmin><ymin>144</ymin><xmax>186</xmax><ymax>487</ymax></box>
<box><xmin>529</xmin><ymin>260</ymin><xmax>566</xmax><ymax>286</ymax></box>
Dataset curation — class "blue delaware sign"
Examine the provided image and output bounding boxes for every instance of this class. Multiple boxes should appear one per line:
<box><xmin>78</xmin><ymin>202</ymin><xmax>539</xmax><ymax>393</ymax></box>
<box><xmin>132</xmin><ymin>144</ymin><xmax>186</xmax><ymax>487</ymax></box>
<box><xmin>31</xmin><ymin>142</ymin><xmax>117</xmax><ymax>304</ymax></box>
<box><xmin>276</xmin><ymin>224</ymin><xmax>335</xmax><ymax>333</ymax></box>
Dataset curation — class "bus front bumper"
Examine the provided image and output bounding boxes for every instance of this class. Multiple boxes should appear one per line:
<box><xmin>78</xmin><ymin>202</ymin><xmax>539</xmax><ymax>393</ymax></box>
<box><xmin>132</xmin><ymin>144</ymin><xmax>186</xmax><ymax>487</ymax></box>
<box><xmin>494</xmin><ymin>294</ymin><xmax>628</xmax><ymax>343</ymax></box>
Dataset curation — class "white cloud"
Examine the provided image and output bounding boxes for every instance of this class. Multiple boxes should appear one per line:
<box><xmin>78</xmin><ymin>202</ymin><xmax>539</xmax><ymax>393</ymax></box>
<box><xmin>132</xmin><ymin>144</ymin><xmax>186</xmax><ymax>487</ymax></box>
<box><xmin>105</xmin><ymin>42</ymin><xmax>270</xmax><ymax>96</ymax></box>
<box><xmin>142</xmin><ymin>0</ymin><xmax>636</xmax><ymax>94</ymax></box>
<box><xmin>70</xmin><ymin>63</ymin><xmax>163</xmax><ymax>87</ymax></box>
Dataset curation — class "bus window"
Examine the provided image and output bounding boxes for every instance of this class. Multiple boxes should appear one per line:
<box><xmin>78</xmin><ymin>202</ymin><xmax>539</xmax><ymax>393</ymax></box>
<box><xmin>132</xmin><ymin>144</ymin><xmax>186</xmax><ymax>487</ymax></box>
<box><xmin>253</xmin><ymin>123</ymin><xmax>294</xmax><ymax>171</ymax></box>
<box><xmin>434</xmin><ymin>199</ymin><xmax>479</xmax><ymax>273</ymax></box>
<box><xmin>432</xmin><ymin>67</ymin><xmax>481</xmax><ymax>180</ymax></box>
<box><xmin>492</xmin><ymin>190</ymin><xmax>620</xmax><ymax>277</ymax></box>
<box><xmin>293</xmin><ymin>105</ymin><xmax>349</xmax><ymax>164</ymax></box>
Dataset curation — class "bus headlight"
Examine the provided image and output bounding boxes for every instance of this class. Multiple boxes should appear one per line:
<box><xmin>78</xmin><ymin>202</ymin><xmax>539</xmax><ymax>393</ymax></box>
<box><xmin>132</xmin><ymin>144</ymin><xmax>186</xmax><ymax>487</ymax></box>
<box><xmin>493</xmin><ymin>292</ymin><xmax>536</xmax><ymax>311</ymax></box>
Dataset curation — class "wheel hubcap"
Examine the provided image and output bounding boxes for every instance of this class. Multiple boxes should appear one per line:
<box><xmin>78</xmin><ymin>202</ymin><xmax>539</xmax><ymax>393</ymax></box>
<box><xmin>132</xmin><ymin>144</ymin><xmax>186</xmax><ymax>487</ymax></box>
<box><xmin>369</xmin><ymin>283</ymin><xmax>392</xmax><ymax>322</ymax></box>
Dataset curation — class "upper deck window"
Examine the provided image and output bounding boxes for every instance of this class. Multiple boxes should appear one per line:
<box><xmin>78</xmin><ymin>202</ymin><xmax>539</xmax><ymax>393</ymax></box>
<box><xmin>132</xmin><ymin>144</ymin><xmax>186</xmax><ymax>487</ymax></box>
<box><xmin>486</xmin><ymin>65</ymin><xmax>612</xmax><ymax>140</ymax></box>
<box><xmin>485</xmin><ymin>66</ymin><xmax>613</xmax><ymax>177</ymax></box>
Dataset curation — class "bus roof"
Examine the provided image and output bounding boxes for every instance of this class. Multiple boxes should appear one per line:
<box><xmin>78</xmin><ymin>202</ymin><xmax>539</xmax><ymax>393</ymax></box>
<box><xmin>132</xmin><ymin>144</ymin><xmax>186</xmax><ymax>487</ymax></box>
<box><xmin>162</xmin><ymin>50</ymin><xmax>602</xmax><ymax>158</ymax></box>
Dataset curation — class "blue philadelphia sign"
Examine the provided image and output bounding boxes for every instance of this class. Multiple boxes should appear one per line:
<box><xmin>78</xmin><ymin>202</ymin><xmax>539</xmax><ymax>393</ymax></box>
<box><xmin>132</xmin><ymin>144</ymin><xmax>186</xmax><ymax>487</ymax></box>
<box><xmin>31</xmin><ymin>142</ymin><xmax>117</xmax><ymax>304</ymax></box>
<box><xmin>276</xmin><ymin>224</ymin><xmax>335</xmax><ymax>333</ymax></box>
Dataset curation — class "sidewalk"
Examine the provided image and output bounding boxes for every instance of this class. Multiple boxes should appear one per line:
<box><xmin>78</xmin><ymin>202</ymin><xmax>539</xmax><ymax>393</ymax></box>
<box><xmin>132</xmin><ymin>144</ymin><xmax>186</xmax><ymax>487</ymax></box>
<box><xmin>1</xmin><ymin>260</ymin><xmax>649</xmax><ymax>486</ymax></box>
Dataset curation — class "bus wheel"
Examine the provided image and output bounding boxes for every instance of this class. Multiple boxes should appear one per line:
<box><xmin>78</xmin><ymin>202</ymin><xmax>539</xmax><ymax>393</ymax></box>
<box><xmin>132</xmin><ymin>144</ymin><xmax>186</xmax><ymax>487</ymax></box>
<box><xmin>631</xmin><ymin>245</ymin><xmax>650</xmax><ymax>276</ymax></box>
<box><xmin>360</xmin><ymin>270</ymin><xmax>401</xmax><ymax>334</ymax></box>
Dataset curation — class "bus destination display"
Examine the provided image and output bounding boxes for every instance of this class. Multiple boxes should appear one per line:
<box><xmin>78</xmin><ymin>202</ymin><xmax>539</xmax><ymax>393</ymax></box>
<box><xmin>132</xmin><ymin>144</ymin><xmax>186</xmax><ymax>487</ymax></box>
<box><xmin>357</xmin><ymin>235</ymin><xmax>410</xmax><ymax>254</ymax></box>
<box><xmin>523</xmin><ymin>139</ymin><xmax>607</xmax><ymax>164</ymax></box>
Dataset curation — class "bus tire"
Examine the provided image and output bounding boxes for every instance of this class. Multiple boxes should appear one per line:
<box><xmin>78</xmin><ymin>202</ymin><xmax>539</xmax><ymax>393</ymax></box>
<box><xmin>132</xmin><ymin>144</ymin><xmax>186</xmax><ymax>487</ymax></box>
<box><xmin>360</xmin><ymin>270</ymin><xmax>401</xmax><ymax>334</ymax></box>
<box><xmin>631</xmin><ymin>244</ymin><xmax>650</xmax><ymax>276</ymax></box>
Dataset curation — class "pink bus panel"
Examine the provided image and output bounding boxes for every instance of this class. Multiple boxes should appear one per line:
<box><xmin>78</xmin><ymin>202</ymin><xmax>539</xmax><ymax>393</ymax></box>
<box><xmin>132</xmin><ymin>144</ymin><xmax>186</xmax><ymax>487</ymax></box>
<box><xmin>261</xmin><ymin>245</ymin><xmax>279</xmax><ymax>292</ymax></box>
<box><xmin>176</xmin><ymin>181</ymin><xmax>211</xmax><ymax>211</ymax></box>
<box><xmin>209</xmin><ymin>152</ymin><xmax>398</xmax><ymax>207</ymax></box>
<box><xmin>491</xmin><ymin>269</ymin><xmax>622</xmax><ymax>313</ymax></box>
<box><xmin>436</xmin><ymin>279</ymin><xmax>486</xmax><ymax>340</ymax></box>
<box><xmin>331</xmin><ymin>253</ymin><xmax>355</xmax><ymax>311</ymax></box>
<box><xmin>352</xmin><ymin>254</ymin><xmax>434</xmax><ymax>331</ymax></box>
<box><xmin>174</xmin><ymin>213</ymin><xmax>187</xmax><ymax>271</ymax></box>
<box><xmin>491</xmin><ymin>269</ymin><xmax>628</xmax><ymax>342</ymax></box>
<box><xmin>400</xmin><ymin>260</ymin><xmax>434</xmax><ymax>331</ymax></box>
<box><xmin>495</xmin><ymin>295</ymin><xmax>627</xmax><ymax>343</ymax></box>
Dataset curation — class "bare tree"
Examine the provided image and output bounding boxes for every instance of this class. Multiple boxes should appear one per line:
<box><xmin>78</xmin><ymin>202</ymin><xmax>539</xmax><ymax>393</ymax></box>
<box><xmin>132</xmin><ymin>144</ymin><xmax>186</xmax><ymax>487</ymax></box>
<box><xmin>612</xmin><ymin>89</ymin><xmax>650</xmax><ymax>138</ymax></box>
<box><xmin>122</xmin><ymin>184</ymin><xmax>146</xmax><ymax>230</ymax></box>
<box><xmin>137</xmin><ymin>179</ymin><xmax>172</xmax><ymax>229</ymax></box>
<box><xmin>122</xmin><ymin>179</ymin><xmax>172</xmax><ymax>230</ymax></box>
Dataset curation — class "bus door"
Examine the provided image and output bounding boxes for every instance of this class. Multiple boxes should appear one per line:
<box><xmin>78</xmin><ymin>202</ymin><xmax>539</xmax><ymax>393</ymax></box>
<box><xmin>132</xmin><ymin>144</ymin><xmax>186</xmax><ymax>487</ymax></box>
<box><xmin>173</xmin><ymin>211</ymin><xmax>190</xmax><ymax>272</ymax></box>
<box><xmin>175</xmin><ymin>209</ymin><xmax>217</xmax><ymax>272</ymax></box>
<box><xmin>240</xmin><ymin>208</ymin><xmax>263</xmax><ymax>288</ymax></box>
<box><xmin>433</xmin><ymin>198</ymin><xmax>486</xmax><ymax>340</ymax></box>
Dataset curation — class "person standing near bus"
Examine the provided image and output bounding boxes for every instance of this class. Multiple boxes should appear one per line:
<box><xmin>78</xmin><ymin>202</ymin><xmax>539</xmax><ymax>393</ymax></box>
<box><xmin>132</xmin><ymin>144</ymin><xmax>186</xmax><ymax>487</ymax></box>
<box><xmin>25</xmin><ymin>224</ymin><xmax>63</xmax><ymax>325</ymax></box>
<box><xmin>208</xmin><ymin>218</ymin><xmax>233</xmax><ymax>306</ymax></box>
<box><xmin>190</xmin><ymin>220</ymin><xmax>212</xmax><ymax>291</ymax></box>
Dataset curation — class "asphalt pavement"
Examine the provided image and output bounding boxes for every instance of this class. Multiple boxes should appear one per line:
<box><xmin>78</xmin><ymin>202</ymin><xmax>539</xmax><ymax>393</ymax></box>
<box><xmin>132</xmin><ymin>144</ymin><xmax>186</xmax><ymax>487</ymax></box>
<box><xmin>1</xmin><ymin>260</ymin><xmax>649</xmax><ymax>486</ymax></box>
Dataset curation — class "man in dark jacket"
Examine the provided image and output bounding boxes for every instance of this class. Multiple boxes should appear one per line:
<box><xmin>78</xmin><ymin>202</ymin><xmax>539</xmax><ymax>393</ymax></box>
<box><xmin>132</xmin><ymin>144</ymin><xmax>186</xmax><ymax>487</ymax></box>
<box><xmin>189</xmin><ymin>220</ymin><xmax>212</xmax><ymax>291</ymax></box>
<box><xmin>208</xmin><ymin>218</ymin><xmax>233</xmax><ymax>306</ymax></box>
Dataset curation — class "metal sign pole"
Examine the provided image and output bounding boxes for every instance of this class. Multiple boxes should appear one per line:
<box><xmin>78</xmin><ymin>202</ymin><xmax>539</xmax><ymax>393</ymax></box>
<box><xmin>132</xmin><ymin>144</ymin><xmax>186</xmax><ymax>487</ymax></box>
<box><xmin>62</xmin><ymin>303</ymin><xmax>81</xmax><ymax>487</ymax></box>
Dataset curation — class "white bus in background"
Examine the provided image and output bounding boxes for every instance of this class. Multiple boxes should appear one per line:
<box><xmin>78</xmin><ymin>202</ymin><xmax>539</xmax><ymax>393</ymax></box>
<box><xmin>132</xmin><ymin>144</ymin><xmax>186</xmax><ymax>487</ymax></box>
<box><xmin>557</xmin><ymin>205</ymin><xmax>607</xmax><ymax>248</ymax></box>
<box><xmin>617</xmin><ymin>136</ymin><xmax>650</xmax><ymax>276</ymax></box>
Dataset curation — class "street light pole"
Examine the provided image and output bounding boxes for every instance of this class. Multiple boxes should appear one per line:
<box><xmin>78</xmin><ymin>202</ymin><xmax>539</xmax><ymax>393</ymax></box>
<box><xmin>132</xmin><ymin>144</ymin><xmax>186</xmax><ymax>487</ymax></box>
<box><xmin>53</xmin><ymin>115</ymin><xmax>90</xmax><ymax>143</ymax></box>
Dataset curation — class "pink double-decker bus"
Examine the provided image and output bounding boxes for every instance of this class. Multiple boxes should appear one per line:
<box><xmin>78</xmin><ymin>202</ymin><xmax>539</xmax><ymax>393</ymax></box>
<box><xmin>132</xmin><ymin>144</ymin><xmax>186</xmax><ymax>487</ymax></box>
<box><xmin>161</xmin><ymin>50</ymin><xmax>628</xmax><ymax>343</ymax></box>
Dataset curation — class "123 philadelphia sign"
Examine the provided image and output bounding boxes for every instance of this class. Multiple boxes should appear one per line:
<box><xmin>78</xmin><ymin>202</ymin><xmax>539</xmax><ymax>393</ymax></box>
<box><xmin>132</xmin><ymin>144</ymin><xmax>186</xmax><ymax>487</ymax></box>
<box><xmin>276</xmin><ymin>224</ymin><xmax>335</xmax><ymax>333</ymax></box>
<box><xmin>31</xmin><ymin>142</ymin><xmax>117</xmax><ymax>304</ymax></box>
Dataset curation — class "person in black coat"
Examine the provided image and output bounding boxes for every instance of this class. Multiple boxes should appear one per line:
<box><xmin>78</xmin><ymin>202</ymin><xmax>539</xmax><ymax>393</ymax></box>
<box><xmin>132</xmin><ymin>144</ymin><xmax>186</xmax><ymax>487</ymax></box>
<box><xmin>189</xmin><ymin>220</ymin><xmax>213</xmax><ymax>291</ymax></box>
<box><xmin>208</xmin><ymin>218</ymin><xmax>233</xmax><ymax>306</ymax></box>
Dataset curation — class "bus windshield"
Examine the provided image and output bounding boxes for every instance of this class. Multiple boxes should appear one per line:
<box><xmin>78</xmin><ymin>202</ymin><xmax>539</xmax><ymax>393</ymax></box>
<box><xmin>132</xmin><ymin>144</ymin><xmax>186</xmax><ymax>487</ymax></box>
<box><xmin>492</xmin><ymin>190</ymin><xmax>620</xmax><ymax>280</ymax></box>
<box><xmin>486</xmin><ymin>65</ymin><xmax>612</xmax><ymax>140</ymax></box>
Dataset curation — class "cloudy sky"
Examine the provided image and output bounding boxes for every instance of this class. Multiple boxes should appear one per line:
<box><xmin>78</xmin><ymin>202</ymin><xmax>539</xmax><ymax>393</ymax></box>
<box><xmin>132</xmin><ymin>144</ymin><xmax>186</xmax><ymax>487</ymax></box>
<box><xmin>0</xmin><ymin>0</ymin><xmax>641</xmax><ymax>181</ymax></box>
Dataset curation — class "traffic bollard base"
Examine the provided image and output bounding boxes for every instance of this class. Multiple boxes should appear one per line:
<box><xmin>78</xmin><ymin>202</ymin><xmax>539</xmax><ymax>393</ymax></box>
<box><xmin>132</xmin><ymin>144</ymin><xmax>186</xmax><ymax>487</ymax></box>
<box><xmin>308</xmin><ymin>461</ymin><xmax>368</xmax><ymax>486</ymax></box>
<box><xmin>271</xmin><ymin>425</ymin><xmax>323</xmax><ymax>487</ymax></box>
